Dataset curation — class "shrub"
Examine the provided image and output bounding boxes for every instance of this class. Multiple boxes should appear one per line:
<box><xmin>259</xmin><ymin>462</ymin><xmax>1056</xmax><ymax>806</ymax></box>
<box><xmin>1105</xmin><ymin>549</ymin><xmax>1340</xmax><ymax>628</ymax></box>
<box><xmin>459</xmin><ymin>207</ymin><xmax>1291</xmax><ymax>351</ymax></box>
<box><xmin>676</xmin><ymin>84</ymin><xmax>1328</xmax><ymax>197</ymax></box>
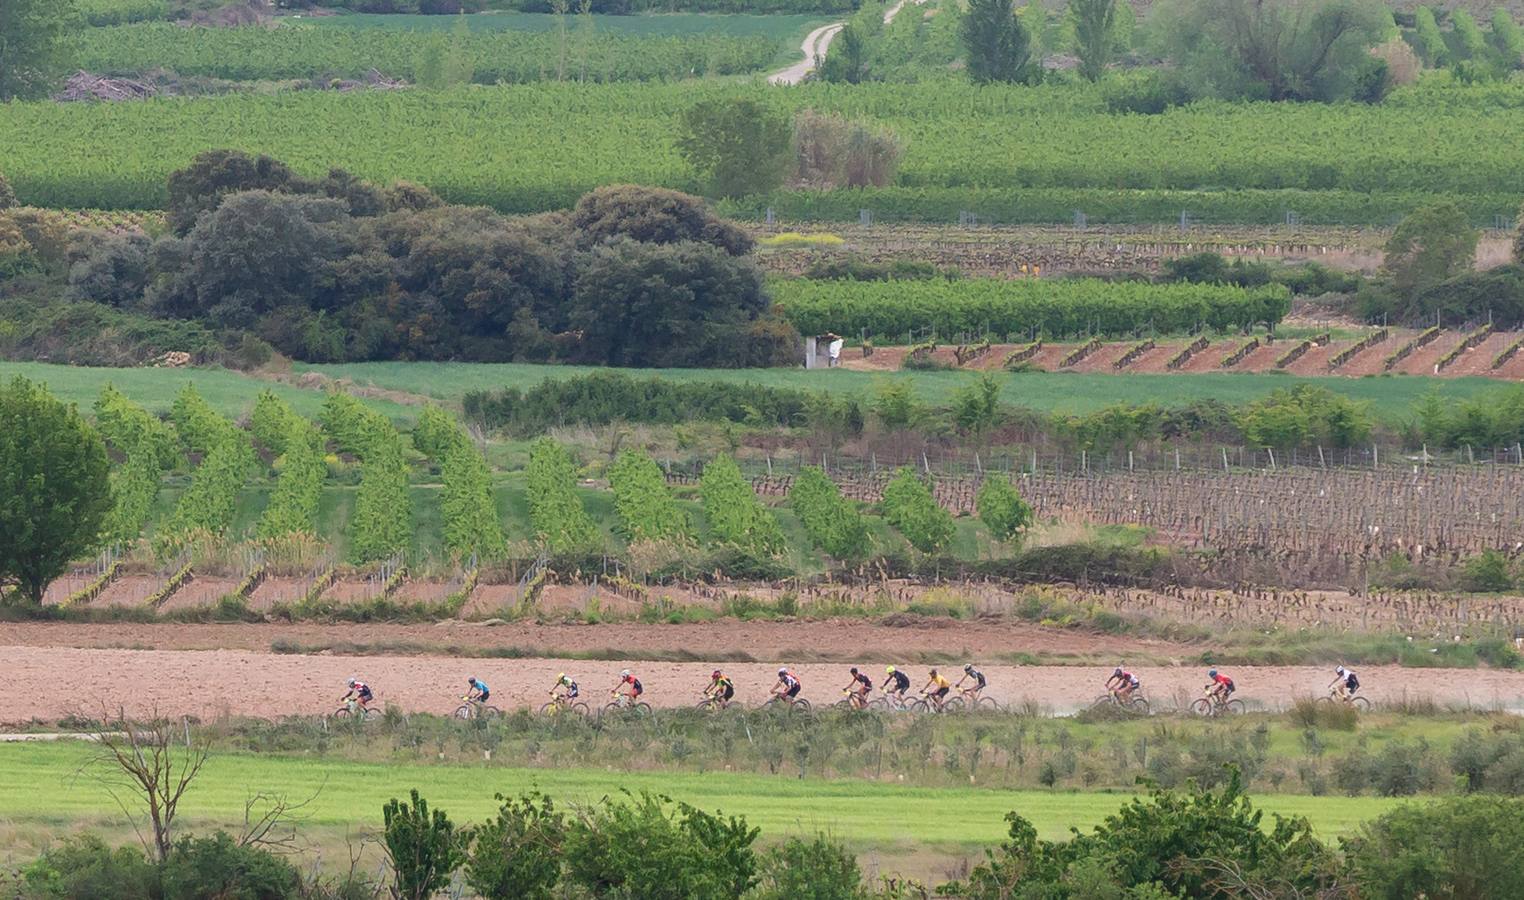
<box><xmin>383</xmin><ymin>790</ymin><xmax>466</xmax><ymax>900</ymax></box>
<box><xmin>677</xmin><ymin>98</ymin><xmax>793</xmax><ymax>199</ymax></box>
<box><xmin>411</xmin><ymin>405</ymin><xmax>467</xmax><ymax>460</ymax></box>
<box><xmin>525</xmin><ymin>438</ymin><xmax>601</xmax><ymax>554</ymax></box>
<box><xmin>1343</xmin><ymin>795</ymin><xmax>1524</xmax><ymax>899</ymax></box>
<box><xmin>754</xmin><ymin>834</ymin><xmax>864</xmax><ymax>900</ymax></box>
<box><xmin>562</xmin><ymin>792</ymin><xmax>759</xmax><ymax>900</ymax></box>
<box><xmin>609</xmin><ymin>449</ymin><xmax>693</xmax><ymax>544</ymax></box>
<box><xmin>792</xmin><ymin>111</ymin><xmax>904</xmax><ymax>190</ymax></box>
<box><xmin>700</xmin><ymin>454</ymin><xmax>785</xmax><ymax>556</ymax></box>
<box><xmin>465</xmin><ymin>792</ymin><xmax>566</xmax><ymax>900</ymax></box>
<box><xmin>572</xmin><ymin>184</ymin><xmax>752</xmax><ymax>256</ymax></box>
<box><xmin>1384</xmin><ymin>201</ymin><xmax>1478</xmax><ymax>300</ymax></box>
<box><xmin>976</xmin><ymin>477</ymin><xmax>1033</xmax><ymax>545</ymax></box>
<box><xmin>1462</xmin><ymin>549</ymin><xmax>1515</xmax><ymax>593</ymax></box>
<box><xmin>21</xmin><ymin>834</ymin><xmax>157</xmax><ymax>900</ymax></box>
<box><xmin>789</xmin><ymin>466</ymin><xmax>870</xmax><ymax>562</ymax></box>
<box><xmin>881</xmin><ymin>467</ymin><xmax>955</xmax><ymax>554</ymax></box>
<box><xmin>159</xmin><ymin>831</ymin><xmax>301</xmax><ymax>900</ymax></box>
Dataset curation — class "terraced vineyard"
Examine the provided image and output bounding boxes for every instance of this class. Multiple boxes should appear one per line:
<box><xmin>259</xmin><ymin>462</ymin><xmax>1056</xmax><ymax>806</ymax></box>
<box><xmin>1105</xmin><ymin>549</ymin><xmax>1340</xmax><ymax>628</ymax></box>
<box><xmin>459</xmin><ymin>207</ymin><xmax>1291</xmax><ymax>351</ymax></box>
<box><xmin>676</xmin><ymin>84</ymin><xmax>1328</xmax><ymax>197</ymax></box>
<box><xmin>6</xmin><ymin>80</ymin><xmax>1523</xmax><ymax>221</ymax></box>
<box><xmin>840</xmin><ymin>328</ymin><xmax>1524</xmax><ymax>380</ymax></box>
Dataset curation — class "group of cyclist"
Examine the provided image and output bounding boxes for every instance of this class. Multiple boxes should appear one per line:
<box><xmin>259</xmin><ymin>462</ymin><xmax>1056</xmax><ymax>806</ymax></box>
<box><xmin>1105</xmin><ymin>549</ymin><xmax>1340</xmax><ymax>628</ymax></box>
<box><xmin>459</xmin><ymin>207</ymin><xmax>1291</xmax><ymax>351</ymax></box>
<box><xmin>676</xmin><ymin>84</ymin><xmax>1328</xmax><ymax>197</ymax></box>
<box><xmin>336</xmin><ymin>662</ymin><xmax>1364</xmax><ymax>715</ymax></box>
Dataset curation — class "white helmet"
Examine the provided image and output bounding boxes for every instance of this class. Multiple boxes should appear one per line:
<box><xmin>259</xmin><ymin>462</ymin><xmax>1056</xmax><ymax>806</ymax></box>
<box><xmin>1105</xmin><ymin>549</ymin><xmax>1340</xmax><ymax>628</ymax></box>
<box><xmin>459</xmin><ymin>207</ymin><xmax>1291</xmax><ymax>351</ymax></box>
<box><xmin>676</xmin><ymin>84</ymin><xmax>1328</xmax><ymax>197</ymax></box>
<box><xmin>778</xmin><ymin>667</ymin><xmax>788</xmax><ymax>676</ymax></box>
<box><xmin>620</xmin><ymin>669</ymin><xmax>631</xmax><ymax>677</ymax></box>
<box><xmin>1335</xmin><ymin>666</ymin><xmax>1346</xmax><ymax>675</ymax></box>
<box><xmin>347</xmin><ymin>677</ymin><xmax>357</xmax><ymax>688</ymax></box>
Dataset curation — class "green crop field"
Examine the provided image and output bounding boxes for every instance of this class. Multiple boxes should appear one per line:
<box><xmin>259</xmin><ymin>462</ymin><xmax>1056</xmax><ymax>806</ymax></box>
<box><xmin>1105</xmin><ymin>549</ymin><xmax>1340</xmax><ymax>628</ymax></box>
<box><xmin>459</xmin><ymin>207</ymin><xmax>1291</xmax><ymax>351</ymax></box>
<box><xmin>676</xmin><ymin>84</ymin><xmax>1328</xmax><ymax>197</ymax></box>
<box><xmin>0</xmin><ymin>742</ymin><xmax>1403</xmax><ymax>850</ymax></box>
<box><xmin>74</xmin><ymin>22</ymin><xmax>787</xmax><ymax>83</ymax></box>
<box><xmin>0</xmin><ymin>360</ymin><xmax>1505</xmax><ymax>425</ymax></box>
<box><xmin>306</xmin><ymin>11</ymin><xmax>829</xmax><ymax>38</ymax></box>
<box><xmin>3</xmin><ymin>80</ymin><xmax>1520</xmax><ymax>224</ymax></box>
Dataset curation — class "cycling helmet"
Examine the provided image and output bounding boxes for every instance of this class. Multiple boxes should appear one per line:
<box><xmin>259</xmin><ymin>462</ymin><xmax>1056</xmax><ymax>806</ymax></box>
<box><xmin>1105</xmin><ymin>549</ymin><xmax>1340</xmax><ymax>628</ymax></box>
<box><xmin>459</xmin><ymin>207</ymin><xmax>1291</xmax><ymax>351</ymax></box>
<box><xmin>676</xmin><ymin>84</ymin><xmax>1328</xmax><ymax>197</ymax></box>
<box><xmin>621</xmin><ymin>669</ymin><xmax>631</xmax><ymax>677</ymax></box>
<box><xmin>347</xmin><ymin>678</ymin><xmax>357</xmax><ymax>688</ymax></box>
<box><xmin>1113</xmin><ymin>666</ymin><xmax>1123</xmax><ymax>676</ymax></box>
<box><xmin>1208</xmin><ymin>669</ymin><xmax>1218</xmax><ymax>678</ymax></box>
<box><xmin>850</xmin><ymin>667</ymin><xmax>859</xmax><ymax>675</ymax></box>
<box><xmin>929</xmin><ymin>668</ymin><xmax>939</xmax><ymax>676</ymax></box>
<box><xmin>712</xmin><ymin>669</ymin><xmax>722</xmax><ymax>678</ymax></box>
<box><xmin>467</xmin><ymin>677</ymin><xmax>478</xmax><ymax>685</ymax></box>
<box><xmin>963</xmin><ymin>664</ymin><xmax>974</xmax><ymax>674</ymax></box>
<box><xmin>778</xmin><ymin>667</ymin><xmax>788</xmax><ymax>676</ymax></box>
<box><xmin>1335</xmin><ymin>666</ymin><xmax>1346</xmax><ymax>675</ymax></box>
<box><xmin>557</xmin><ymin>672</ymin><xmax>566</xmax><ymax>681</ymax></box>
<box><xmin>886</xmin><ymin>665</ymin><xmax>896</xmax><ymax>674</ymax></box>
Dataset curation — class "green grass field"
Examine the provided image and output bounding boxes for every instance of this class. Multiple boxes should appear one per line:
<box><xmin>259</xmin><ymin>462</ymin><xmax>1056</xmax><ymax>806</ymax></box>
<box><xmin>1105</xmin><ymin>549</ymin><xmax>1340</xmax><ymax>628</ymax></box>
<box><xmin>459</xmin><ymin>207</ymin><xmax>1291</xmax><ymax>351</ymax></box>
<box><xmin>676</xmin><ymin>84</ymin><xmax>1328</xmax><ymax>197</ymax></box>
<box><xmin>302</xmin><ymin>361</ymin><xmax>1502</xmax><ymax>423</ymax></box>
<box><xmin>3</xmin><ymin>359</ymin><xmax>1508</xmax><ymax>426</ymax></box>
<box><xmin>0</xmin><ymin>741</ymin><xmax>1403</xmax><ymax>851</ymax></box>
<box><xmin>303</xmin><ymin>11</ymin><xmax>829</xmax><ymax>39</ymax></box>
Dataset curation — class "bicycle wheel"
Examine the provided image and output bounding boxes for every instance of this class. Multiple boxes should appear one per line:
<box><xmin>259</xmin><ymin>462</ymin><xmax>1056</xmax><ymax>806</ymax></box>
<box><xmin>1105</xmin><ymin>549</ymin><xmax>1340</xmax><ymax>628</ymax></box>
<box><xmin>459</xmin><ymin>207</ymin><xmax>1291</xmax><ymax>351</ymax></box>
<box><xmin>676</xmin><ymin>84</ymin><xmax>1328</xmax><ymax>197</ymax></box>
<box><xmin>1191</xmin><ymin>698</ymin><xmax>1214</xmax><ymax>717</ymax></box>
<box><xmin>1315</xmin><ymin>696</ymin><xmax>1336</xmax><ymax>707</ymax></box>
<box><xmin>453</xmin><ymin>704</ymin><xmax>474</xmax><ymax>721</ymax></box>
<box><xmin>975</xmin><ymin>697</ymin><xmax>1000</xmax><ymax>712</ymax></box>
<box><xmin>1092</xmin><ymin>694</ymin><xmax>1117</xmax><ymax>710</ymax></box>
<box><xmin>538</xmin><ymin>701</ymin><xmax>561</xmax><ymax>716</ymax></box>
<box><xmin>909</xmin><ymin>699</ymin><xmax>930</xmax><ymax>714</ymax></box>
<box><xmin>695</xmin><ymin>699</ymin><xmax>718</xmax><ymax>711</ymax></box>
<box><xmin>866</xmin><ymin>697</ymin><xmax>890</xmax><ymax>711</ymax></box>
<box><xmin>1128</xmin><ymin>697</ymin><xmax>1150</xmax><ymax>715</ymax></box>
<box><xmin>942</xmin><ymin>696</ymin><xmax>965</xmax><ymax>713</ymax></box>
<box><xmin>484</xmin><ymin>706</ymin><xmax>502</xmax><ymax>719</ymax></box>
<box><xmin>331</xmin><ymin>707</ymin><xmax>351</xmax><ymax>720</ymax></box>
<box><xmin>1350</xmin><ymin>696</ymin><xmax>1371</xmax><ymax>711</ymax></box>
<box><xmin>1225</xmin><ymin>699</ymin><xmax>1246</xmax><ymax>715</ymax></box>
<box><xmin>570</xmin><ymin>702</ymin><xmax>591</xmax><ymax>717</ymax></box>
<box><xmin>632</xmin><ymin>702</ymin><xmax>653</xmax><ymax>716</ymax></box>
<box><xmin>601</xmin><ymin>701</ymin><xmax>624</xmax><ymax>715</ymax></box>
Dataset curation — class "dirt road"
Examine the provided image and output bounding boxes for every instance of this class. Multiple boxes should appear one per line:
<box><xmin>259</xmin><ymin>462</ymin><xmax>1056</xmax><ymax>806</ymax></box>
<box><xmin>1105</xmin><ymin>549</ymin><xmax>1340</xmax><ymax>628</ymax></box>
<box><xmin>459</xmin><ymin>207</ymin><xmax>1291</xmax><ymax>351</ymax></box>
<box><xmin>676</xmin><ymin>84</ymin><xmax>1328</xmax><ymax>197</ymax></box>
<box><xmin>6</xmin><ymin>644</ymin><xmax>1521</xmax><ymax>723</ymax></box>
<box><xmin>768</xmin><ymin>0</ymin><xmax>927</xmax><ymax>85</ymax></box>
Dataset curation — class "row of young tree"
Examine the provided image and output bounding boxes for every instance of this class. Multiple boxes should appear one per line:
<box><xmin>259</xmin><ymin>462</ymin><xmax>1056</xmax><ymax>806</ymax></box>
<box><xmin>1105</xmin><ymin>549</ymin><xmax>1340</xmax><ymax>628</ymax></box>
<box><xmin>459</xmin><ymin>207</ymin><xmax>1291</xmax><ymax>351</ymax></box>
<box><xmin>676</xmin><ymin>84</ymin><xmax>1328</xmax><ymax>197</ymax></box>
<box><xmin>18</xmin><ymin>151</ymin><xmax>797</xmax><ymax>367</ymax></box>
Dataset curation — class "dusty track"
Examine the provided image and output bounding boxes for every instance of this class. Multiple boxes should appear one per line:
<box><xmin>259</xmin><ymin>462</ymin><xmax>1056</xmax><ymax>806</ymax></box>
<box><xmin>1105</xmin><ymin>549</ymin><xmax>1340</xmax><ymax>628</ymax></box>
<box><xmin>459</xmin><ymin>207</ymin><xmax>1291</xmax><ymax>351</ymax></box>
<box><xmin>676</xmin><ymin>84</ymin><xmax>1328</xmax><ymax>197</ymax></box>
<box><xmin>6</xmin><ymin>647</ymin><xmax>1521</xmax><ymax>721</ymax></box>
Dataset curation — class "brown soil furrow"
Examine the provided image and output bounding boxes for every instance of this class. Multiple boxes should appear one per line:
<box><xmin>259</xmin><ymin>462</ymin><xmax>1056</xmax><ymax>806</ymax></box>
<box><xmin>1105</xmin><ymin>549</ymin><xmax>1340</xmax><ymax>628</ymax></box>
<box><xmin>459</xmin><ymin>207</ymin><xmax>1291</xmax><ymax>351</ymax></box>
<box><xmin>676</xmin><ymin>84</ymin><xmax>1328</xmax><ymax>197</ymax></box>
<box><xmin>1116</xmin><ymin>343</ymin><xmax>1178</xmax><ymax>373</ymax></box>
<box><xmin>1447</xmin><ymin>331</ymin><xmax>1520</xmax><ymax>378</ymax></box>
<box><xmin>248</xmin><ymin>576</ymin><xmax>308</xmax><ymax>612</ymax></box>
<box><xmin>1226</xmin><ymin>342</ymin><xmax>1280</xmax><ymax>371</ymax></box>
<box><xmin>1280</xmin><ymin>340</ymin><xmax>1341</xmax><ymax>376</ymax></box>
<box><xmin>393</xmin><ymin>579</ymin><xmax>455</xmax><ymax>606</ymax></box>
<box><xmin>1494</xmin><ymin>337</ymin><xmax>1524</xmax><ymax>380</ymax></box>
<box><xmin>2</xmin><ymin>645</ymin><xmax>1522</xmax><ymax>722</ymax></box>
<box><xmin>321</xmin><ymin>578</ymin><xmax>379</xmax><ymax>605</ymax></box>
<box><xmin>87</xmin><ymin>575</ymin><xmax>161</xmax><ymax>609</ymax></box>
<box><xmin>1393</xmin><ymin>331</ymin><xmax>1456</xmax><ymax>376</ymax></box>
<box><xmin>1023</xmin><ymin>343</ymin><xmax>1074</xmax><ymax>371</ymax></box>
<box><xmin>1067</xmin><ymin>341</ymin><xmax>1134</xmax><ymax>373</ymax></box>
<box><xmin>1337</xmin><ymin>328</ymin><xmax>1417</xmax><ymax>377</ymax></box>
<box><xmin>1174</xmin><ymin>340</ymin><xmax>1242</xmax><ymax>373</ymax></box>
<box><xmin>156</xmin><ymin>576</ymin><xmax>240</xmax><ymax>613</ymax></box>
<box><xmin>41</xmin><ymin>575</ymin><xmax>97</xmax><ymax>607</ymax></box>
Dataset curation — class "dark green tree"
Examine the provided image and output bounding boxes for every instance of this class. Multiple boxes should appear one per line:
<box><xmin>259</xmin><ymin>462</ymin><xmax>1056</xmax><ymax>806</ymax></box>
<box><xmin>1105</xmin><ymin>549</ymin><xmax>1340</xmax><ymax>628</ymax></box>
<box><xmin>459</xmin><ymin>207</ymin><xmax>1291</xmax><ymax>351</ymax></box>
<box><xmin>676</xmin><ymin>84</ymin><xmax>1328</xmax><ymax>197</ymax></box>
<box><xmin>0</xmin><ymin>0</ymin><xmax>76</xmax><ymax>100</ymax></box>
<box><xmin>382</xmin><ymin>790</ymin><xmax>465</xmax><ymax>900</ymax></box>
<box><xmin>465</xmin><ymin>792</ymin><xmax>566</xmax><ymax>900</ymax></box>
<box><xmin>0</xmin><ymin>377</ymin><xmax>111</xmax><ymax>606</ymax></box>
<box><xmin>677</xmin><ymin>98</ymin><xmax>793</xmax><ymax>199</ymax></box>
<box><xmin>1068</xmin><ymin>0</ymin><xmax>1118</xmax><ymax>81</ymax></box>
<box><xmin>1384</xmin><ymin>201</ymin><xmax>1478</xmax><ymax>300</ymax></box>
<box><xmin>960</xmin><ymin>0</ymin><xmax>1033</xmax><ymax>84</ymax></box>
<box><xmin>818</xmin><ymin>24</ymin><xmax>871</xmax><ymax>83</ymax></box>
<box><xmin>976</xmin><ymin>477</ymin><xmax>1033</xmax><ymax>546</ymax></box>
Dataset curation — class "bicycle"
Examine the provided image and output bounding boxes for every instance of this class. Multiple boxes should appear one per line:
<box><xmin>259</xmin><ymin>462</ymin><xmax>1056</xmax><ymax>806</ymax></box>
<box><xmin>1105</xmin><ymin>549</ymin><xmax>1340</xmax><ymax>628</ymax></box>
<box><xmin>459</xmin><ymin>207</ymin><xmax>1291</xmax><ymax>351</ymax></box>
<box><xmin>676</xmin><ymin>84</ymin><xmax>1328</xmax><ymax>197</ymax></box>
<box><xmin>1091</xmin><ymin>690</ymin><xmax>1150</xmax><ymax>715</ymax></box>
<box><xmin>331</xmin><ymin>699</ymin><xmax>375</xmax><ymax>722</ymax></box>
<box><xmin>909</xmin><ymin>693</ymin><xmax>955</xmax><ymax>714</ymax></box>
<box><xmin>454</xmin><ymin>696</ymin><xmax>502</xmax><ymax>721</ymax></box>
<box><xmin>1317</xmin><ymin>689</ymin><xmax>1371</xmax><ymax>711</ymax></box>
<box><xmin>602</xmin><ymin>692</ymin><xmax>653</xmax><ymax>717</ymax></box>
<box><xmin>694</xmin><ymin>693</ymin><xmax>736</xmax><ymax>713</ymax></box>
<box><xmin>868</xmin><ymin>692</ymin><xmax>913</xmax><ymax>712</ymax></box>
<box><xmin>833</xmin><ymin>689</ymin><xmax>872</xmax><ymax>711</ymax></box>
<box><xmin>539</xmin><ymin>693</ymin><xmax>591</xmax><ymax>718</ymax></box>
<box><xmin>1191</xmin><ymin>691</ymin><xmax>1245</xmax><ymax>717</ymax></box>
<box><xmin>762</xmin><ymin>694</ymin><xmax>812</xmax><ymax>715</ymax></box>
<box><xmin>959</xmin><ymin>689</ymin><xmax>1001</xmax><ymax>712</ymax></box>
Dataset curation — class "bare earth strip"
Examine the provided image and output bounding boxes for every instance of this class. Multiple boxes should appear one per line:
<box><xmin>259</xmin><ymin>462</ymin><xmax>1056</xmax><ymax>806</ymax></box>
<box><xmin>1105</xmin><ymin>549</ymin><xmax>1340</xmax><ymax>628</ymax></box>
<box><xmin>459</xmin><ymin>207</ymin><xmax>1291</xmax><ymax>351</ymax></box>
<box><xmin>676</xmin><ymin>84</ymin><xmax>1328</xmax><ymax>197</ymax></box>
<box><xmin>3</xmin><ymin>623</ymin><xmax>1523</xmax><ymax>722</ymax></box>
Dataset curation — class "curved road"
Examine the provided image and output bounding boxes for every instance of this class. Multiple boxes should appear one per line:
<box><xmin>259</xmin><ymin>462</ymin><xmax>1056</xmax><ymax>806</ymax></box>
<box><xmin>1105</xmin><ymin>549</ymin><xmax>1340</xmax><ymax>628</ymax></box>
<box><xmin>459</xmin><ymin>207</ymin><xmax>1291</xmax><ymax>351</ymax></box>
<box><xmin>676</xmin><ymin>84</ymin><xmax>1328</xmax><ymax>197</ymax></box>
<box><xmin>768</xmin><ymin>0</ymin><xmax>927</xmax><ymax>85</ymax></box>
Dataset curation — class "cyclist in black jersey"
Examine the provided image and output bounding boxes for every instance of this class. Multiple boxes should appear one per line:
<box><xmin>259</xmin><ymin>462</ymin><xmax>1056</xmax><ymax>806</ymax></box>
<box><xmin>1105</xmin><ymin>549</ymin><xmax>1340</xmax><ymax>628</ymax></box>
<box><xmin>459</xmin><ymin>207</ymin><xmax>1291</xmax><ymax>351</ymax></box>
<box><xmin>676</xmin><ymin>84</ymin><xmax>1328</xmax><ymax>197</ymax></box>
<box><xmin>956</xmin><ymin>663</ymin><xmax>987</xmax><ymax>703</ymax></box>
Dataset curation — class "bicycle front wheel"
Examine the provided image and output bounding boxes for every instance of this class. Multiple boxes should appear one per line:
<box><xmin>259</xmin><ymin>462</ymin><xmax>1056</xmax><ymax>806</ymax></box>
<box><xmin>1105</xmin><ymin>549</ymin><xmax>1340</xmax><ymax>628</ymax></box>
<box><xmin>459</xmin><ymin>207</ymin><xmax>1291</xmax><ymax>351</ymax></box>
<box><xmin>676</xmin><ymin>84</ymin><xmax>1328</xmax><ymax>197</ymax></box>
<box><xmin>1092</xmin><ymin>694</ymin><xmax>1116</xmax><ymax>710</ymax></box>
<box><xmin>1191</xmin><ymin>698</ymin><xmax>1214</xmax><ymax>717</ymax></box>
<box><xmin>909</xmin><ymin>699</ymin><xmax>930</xmax><ymax>714</ymax></box>
<box><xmin>538</xmin><ymin>701</ymin><xmax>560</xmax><ymax>716</ymax></box>
<box><xmin>453</xmin><ymin>704</ymin><xmax>474</xmax><ymax>720</ymax></box>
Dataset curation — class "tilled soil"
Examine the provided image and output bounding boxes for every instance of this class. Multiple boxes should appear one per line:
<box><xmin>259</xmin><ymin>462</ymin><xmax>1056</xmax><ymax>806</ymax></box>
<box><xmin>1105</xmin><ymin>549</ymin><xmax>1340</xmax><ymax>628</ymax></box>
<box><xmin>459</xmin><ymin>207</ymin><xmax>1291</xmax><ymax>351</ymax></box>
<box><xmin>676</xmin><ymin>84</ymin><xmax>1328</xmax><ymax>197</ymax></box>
<box><xmin>4</xmin><ymin>644</ymin><xmax>1521</xmax><ymax>722</ymax></box>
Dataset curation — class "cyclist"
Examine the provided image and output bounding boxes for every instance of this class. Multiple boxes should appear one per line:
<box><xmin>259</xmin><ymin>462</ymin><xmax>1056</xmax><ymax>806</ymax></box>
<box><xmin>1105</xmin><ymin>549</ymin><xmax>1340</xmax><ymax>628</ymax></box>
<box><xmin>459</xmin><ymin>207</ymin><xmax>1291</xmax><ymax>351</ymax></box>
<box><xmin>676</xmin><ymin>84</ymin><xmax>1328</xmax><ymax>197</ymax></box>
<box><xmin>843</xmin><ymin>666</ymin><xmax>873</xmax><ymax>708</ymax></box>
<box><xmin>1328</xmin><ymin>665</ymin><xmax>1360</xmax><ymax>700</ymax></box>
<box><xmin>705</xmin><ymin>669</ymin><xmax>735</xmax><ymax>708</ymax></box>
<box><xmin>1205</xmin><ymin>669</ymin><xmax>1235</xmax><ymax>705</ymax></box>
<box><xmin>881</xmin><ymin>665</ymin><xmax>911</xmax><ymax>704</ymax></box>
<box><xmin>340</xmin><ymin>677</ymin><xmax>373</xmax><ymax>712</ymax></box>
<box><xmin>956</xmin><ymin>663</ymin><xmax>987</xmax><ymax>702</ymax></box>
<box><xmin>772</xmin><ymin>667</ymin><xmax>803</xmax><ymax>705</ymax></box>
<box><xmin>465</xmin><ymin>676</ymin><xmax>490</xmax><ymax>707</ymax></box>
<box><xmin>549</xmin><ymin>672</ymin><xmax>579</xmax><ymax>705</ymax></box>
<box><xmin>612</xmin><ymin>669</ymin><xmax>643</xmax><ymax>705</ymax></box>
<box><xmin>1105</xmin><ymin>666</ymin><xmax>1140</xmax><ymax>703</ymax></box>
<box><xmin>921</xmin><ymin>668</ymin><xmax>952</xmax><ymax>710</ymax></box>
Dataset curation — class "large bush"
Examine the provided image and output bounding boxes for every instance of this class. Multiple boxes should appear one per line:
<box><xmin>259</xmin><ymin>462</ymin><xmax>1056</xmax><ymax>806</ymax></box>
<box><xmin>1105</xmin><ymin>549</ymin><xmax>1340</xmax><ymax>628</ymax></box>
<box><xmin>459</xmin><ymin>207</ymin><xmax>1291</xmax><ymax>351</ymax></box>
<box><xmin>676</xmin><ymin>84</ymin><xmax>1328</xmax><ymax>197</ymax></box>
<box><xmin>1343</xmin><ymin>795</ymin><xmax>1524</xmax><ymax>899</ymax></box>
<box><xmin>562</xmin><ymin>792</ymin><xmax>760</xmax><ymax>900</ymax></box>
<box><xmin>572</xmin><ymin>184</ymin><xmax>751</xmax><ymax>256</ymax></box>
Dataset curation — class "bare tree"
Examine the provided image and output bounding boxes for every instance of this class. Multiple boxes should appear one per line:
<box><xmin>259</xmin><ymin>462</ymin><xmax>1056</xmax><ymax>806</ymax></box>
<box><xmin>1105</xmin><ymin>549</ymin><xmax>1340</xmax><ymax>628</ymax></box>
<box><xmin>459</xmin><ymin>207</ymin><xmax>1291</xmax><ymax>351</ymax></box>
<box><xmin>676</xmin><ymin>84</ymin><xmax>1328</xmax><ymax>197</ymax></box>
<box><xmin>237</xmin><ymin>784</ymin><xmax>323</xmax><ymax>852</ymax></box>
<box><xmin>82</xmin><ymin>710</ymin><xmax>209</xmax><ymax>862</ymax></box>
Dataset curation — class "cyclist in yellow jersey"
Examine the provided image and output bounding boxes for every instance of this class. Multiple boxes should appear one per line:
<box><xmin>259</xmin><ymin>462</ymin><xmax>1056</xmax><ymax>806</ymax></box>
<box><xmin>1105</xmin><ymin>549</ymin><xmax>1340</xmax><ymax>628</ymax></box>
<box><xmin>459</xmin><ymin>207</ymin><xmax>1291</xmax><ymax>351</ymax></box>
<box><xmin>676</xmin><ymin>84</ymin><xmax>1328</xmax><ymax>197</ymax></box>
<box><xmin>921</xmin><ymin>668</ymin><xmax>952</xmax><ymax>710</ymax></box>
